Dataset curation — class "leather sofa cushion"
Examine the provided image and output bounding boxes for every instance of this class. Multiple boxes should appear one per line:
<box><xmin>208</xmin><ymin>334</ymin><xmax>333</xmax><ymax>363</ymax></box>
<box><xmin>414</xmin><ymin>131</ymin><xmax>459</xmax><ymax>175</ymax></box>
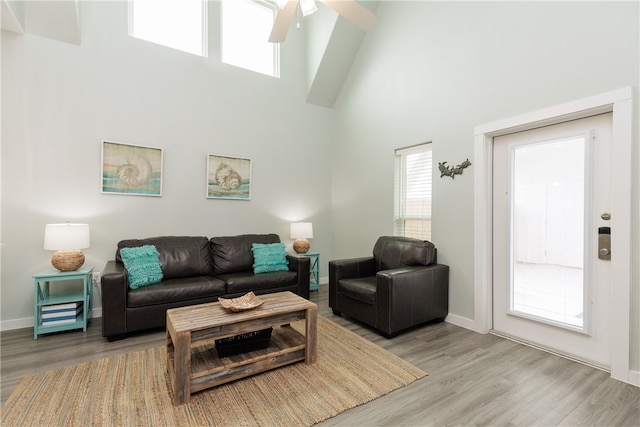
<box><xmin>373</xmin><ymin>236</ymin><xmax>435</xmax><ymax>271</ymax></box>
<box><xmin>337</xmin><ymin>277</ymin><xmax>377</xmax><ymax>305</ymax></box>
<box><xmin>127</xmin><ymin>276</ymin><xmax>225</xmax><ymax>308</ymax></box>
<box><xmin>219</xmin><ymin>270</ymin><xmax>298</xmax><ymax>295</ymax></box>
<box><xmin>117</xmin><ymin>236</ymin><xmax>213</xmax><ymax>280</ymax></box>
<box><xmin>210</xmin><ymin>234</ymin><xmax>280</xmax><ymax>274</ymax></box>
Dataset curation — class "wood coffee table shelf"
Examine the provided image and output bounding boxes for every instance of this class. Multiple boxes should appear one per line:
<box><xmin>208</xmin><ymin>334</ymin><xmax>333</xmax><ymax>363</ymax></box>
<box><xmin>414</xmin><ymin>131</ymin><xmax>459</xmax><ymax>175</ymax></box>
<box><xmin>166</xmin><ymin>291</ymin><xmax>317</xmax><ymax>405</ymax></box>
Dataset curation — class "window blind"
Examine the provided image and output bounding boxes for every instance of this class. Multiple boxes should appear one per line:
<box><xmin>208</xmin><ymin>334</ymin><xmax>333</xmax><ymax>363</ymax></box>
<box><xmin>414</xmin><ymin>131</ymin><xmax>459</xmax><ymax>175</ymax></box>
<box><xmin>394</xmin><ymin>143</ymin><xmax>432</xmax><ymax>240</ymax></box>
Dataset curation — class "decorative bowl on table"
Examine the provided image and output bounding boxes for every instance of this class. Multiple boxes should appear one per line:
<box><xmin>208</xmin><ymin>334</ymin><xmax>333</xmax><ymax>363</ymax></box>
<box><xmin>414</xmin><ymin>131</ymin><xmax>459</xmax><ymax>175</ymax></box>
<box><xmin>218</xmin><ymin>292</ymin><xmax>264</xmax><ymax>312</ymax></box>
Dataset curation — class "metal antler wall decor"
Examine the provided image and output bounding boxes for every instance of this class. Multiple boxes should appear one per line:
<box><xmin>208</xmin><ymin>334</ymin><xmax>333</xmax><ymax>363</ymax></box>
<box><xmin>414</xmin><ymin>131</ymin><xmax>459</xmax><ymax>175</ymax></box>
<box><xmin>439</xmin><ymin>159</ymin><xmax>471</xmax><ymax>179</ymax></box>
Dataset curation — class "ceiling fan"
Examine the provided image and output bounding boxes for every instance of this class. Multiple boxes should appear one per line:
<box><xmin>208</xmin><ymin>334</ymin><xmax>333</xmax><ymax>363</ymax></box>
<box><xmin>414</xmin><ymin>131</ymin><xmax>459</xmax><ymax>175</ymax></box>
<box><xmin>269</xmin><ymin>0</ymin><xmax>378</xmax><ymax>43</ymax></box>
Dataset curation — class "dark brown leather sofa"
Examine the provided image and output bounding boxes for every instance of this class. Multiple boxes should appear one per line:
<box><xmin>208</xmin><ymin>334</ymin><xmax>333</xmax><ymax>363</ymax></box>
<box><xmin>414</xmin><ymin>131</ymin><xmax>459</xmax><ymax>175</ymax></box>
<box><xmin>329</xmin><ymin>236</ymin><xmax>448</xmax><ymax>338</ymax></box>
<box><xmin>101</xmin><ymin>234</ymin><xmax>310</xmax><ymax>341</ymax></box>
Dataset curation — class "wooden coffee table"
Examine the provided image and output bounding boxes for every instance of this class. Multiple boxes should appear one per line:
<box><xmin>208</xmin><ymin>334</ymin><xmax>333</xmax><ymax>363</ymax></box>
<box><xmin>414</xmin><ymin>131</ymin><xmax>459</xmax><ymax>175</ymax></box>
<box><xmin>166</xmin><ymin>291</ymin><xmax>317</xmax><ymax>405</ymax></box>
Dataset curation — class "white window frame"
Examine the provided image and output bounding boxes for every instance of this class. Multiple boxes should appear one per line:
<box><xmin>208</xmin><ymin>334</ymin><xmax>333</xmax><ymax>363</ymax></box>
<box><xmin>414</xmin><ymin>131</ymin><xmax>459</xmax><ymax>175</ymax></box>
<box><xmin>394</xmin><ymin>142</ymin><xmax>433</xmax><ymax>240</ymax></box>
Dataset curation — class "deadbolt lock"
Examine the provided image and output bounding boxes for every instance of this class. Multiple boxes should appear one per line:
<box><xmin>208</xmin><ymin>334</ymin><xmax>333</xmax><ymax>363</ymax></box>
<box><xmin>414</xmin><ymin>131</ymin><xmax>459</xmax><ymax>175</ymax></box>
<box><xmin>598</xmin><ymin>227</ymin><xmax>611</xmax><ymax>261</ymax></box>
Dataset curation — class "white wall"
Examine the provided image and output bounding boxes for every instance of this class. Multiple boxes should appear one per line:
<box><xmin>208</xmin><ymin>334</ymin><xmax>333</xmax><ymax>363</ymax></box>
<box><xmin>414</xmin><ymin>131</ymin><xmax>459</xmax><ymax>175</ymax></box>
<box><xmin>331</xmin><ymin>1</ymin><xmax>638</xmax><ymax>367</ymax></box>
<box><xmin>1</xmin><ymin>1</ymin><xmax>334</xmax><ymax>325</ymax></box>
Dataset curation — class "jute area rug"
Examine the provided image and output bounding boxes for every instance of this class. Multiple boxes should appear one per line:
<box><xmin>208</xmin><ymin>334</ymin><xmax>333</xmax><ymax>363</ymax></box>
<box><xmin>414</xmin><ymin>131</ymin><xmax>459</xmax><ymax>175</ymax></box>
<box><xmin>1</xmin><ymin>316</ymin><xmax>426</xmax><ymax>426</ymax></box>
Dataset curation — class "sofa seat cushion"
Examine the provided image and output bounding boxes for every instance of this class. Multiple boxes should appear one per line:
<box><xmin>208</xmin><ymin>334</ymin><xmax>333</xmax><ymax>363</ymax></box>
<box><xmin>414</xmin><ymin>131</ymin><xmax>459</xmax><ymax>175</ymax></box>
<box><xmin>127</xmin><ymin>276</ymin><xmax>226</xmax><ymax>308</ymax></box>
<box><xmin>219</xmin><ymin>271</ymin><xmax>298</xmax><ymax>295</ymax></box>
<box><xmin>338</xmin><ymin>277</ymin><xmax>377</xmax><ymax>305</ymax></box>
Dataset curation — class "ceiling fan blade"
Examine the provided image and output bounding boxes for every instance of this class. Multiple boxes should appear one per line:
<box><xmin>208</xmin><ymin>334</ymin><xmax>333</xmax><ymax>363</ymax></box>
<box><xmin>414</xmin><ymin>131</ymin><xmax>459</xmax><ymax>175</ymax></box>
<box><xmin>268</xmin><ymin>1</ymin><xmax>298</xmax><ymax>43</ymax></box>
<box><xmin>320</xmin><ymin>0</ymin><xmax>378</xmax><ymax>31</ymax></box>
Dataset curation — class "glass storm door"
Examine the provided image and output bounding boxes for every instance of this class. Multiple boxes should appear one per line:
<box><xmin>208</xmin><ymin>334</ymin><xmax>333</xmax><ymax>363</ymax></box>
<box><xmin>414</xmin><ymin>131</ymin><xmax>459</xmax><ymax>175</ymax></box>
<box><xmin>492</xmin><ymin>113</ymin><xmax>612</xmax><ymax>369</ymax></box>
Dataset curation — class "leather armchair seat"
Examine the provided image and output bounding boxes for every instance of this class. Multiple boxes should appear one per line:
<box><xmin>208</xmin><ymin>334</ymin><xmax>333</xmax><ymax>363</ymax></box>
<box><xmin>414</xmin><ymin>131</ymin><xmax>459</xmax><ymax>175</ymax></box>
<box><xmin>329</xmin><ymin>236</ymin><xmax>449</xmax><ymax>338</ymax></box>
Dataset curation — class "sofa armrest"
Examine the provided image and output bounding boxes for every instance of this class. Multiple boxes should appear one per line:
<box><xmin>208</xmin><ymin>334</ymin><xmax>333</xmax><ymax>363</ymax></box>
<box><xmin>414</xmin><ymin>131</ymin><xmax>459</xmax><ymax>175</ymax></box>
<box><xmin>101</xmin><ymin>260</ymin><xmax>128</xmax><ymax>339</ymax></box>
<box><xmin>375</xmin><ymin>263</ymin><xmax>449</xmax><ymax>336</ymax></box>
<box><xmin>328</xmin><ymin>257</ymin><xmax>377</xmax><ymax>310</ymax></box>
<box><xmin>286</xmin><ymin>254</ymin><xmax>311</xmax><ymax>299</ymax></box>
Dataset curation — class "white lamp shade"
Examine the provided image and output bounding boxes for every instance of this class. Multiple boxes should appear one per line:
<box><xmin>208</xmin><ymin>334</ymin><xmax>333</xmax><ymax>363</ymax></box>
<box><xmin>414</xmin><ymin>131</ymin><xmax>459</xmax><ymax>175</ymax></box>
<box><xmin>290</xmin><ymin>222</ymin><xmax>313</xmax><ymax>239</ymax></box>
<box><xmin>44</xmin><ymin>223</ymin><xmax>90</xmax><ymax>250</ymax></box>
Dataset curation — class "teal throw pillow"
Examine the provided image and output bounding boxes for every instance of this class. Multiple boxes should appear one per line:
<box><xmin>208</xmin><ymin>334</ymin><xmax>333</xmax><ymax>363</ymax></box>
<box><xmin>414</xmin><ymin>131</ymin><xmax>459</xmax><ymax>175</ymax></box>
<box><xmin>120</xmin><ymin>245</ymin><xmax>163</xmax><ymax>289</ymax></box>
<box><xmin>252</xmin><ymin>243</ymin><xmax>289</xmax><ymax>274</ymax></box>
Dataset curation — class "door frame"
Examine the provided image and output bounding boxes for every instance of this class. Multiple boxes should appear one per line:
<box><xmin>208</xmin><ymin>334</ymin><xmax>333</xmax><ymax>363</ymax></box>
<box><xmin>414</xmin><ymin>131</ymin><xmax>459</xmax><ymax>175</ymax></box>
<box><xmin>473</xmin><ymin>87</ymin><xmax>634</xmax><ymax>384</ymax></box>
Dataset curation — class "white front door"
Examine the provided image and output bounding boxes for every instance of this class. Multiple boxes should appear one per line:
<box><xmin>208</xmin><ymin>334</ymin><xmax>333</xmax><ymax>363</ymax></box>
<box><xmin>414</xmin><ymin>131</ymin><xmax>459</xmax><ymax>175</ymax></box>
<box><xmin>492</xmin><ymin>113</ymin><xmax>613</xmax><ymax>369</ymax></box>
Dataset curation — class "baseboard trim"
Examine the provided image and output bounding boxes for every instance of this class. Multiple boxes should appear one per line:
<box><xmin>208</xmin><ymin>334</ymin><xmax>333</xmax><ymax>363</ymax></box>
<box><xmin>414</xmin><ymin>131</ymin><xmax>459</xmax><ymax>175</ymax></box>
<box><xmin>1</xmin><ymin>308</ymin><xmax>103</xmax><ymax>332</ymax></box>
<box><xmin>0</xmin><ymin>316</ymin><xmax>33</xmax><ymax>331</ymax></box>
<box><xmin>445</xmin><ymin>313</ymin><xmax>481</xmax><ymax>332</ymax></box>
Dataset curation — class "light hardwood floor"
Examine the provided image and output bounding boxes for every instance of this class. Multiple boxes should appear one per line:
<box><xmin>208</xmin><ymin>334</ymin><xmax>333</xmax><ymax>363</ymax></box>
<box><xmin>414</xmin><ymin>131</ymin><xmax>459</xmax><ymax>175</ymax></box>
<box><xmin>2</xmin><ymin>288</ymin><xmax>639</xmax><ymax>426</ymax></box>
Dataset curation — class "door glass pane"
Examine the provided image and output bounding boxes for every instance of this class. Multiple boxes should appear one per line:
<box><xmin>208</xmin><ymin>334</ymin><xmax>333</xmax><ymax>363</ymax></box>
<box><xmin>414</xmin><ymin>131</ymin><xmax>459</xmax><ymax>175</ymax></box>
<box><xmin>511</xmin><ymin>136</ymin><xmax>586</xmax><ymax>329</ymax></box>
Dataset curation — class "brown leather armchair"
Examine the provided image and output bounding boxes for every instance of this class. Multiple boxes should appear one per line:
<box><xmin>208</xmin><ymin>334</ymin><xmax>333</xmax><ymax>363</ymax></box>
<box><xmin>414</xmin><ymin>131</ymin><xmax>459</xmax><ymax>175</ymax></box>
<box><xmin>329</xmin><ymin>236</ymin><xmax>449</xmax><ymax>338</ymax></box>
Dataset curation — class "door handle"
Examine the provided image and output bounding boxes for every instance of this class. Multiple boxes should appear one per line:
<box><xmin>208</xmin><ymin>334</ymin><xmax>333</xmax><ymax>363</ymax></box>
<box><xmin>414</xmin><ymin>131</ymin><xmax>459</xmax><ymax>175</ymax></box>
<box><xmin>598</xmin><ymin>227</ymin><xmax>611</xmax><ymax>260</ymax></box>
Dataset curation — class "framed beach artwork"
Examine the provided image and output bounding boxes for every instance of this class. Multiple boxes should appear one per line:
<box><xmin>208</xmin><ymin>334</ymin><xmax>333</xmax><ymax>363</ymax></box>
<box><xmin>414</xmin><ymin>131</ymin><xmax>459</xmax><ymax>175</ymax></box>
<box><xmin>207</xmin><ymin>154</ymin><xmax>252</xmax><ymax>200</ymax></box>
<box><xmin>101</xmin><ymin>141</ymin><xmax>163</xmax><ymax>196</ymax></box>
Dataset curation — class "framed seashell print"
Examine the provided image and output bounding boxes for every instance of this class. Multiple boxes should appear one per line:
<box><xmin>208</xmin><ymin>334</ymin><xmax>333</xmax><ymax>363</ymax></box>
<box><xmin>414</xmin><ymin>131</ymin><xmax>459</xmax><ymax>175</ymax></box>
<box><xmin>207</xmin><ymin>154</ymin><xmax>252</xmax><ymax>200</ymax></box>
<box><xmin>101</xmin><ymin>141</ymin><xmax>163</xmax><ymax>196</ymax></box>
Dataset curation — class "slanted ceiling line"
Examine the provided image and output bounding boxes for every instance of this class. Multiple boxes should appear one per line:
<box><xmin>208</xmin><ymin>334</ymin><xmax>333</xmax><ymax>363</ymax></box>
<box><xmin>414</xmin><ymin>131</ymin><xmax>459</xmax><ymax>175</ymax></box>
<box><xmin>1</xmin><ymin>0</ymin><xmax>25</xmax><ymax>34</ymax></box>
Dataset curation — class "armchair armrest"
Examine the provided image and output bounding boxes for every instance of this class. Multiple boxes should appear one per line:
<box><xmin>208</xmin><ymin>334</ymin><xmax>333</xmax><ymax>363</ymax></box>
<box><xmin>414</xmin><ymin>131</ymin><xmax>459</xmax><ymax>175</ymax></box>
<box><xmin>286</xmin><ymin>254</ymin><xmax>311</xmax><ymax>299</ymax></box>
<box><xmin>101</xmin><ymin>260</ymin><xmax>128</xmax><ymax>339</ymax></box>
<box><xmin>375</xmin><ymin>263</ymin><xmax>449</xmax><ymax>336</ymax></box>
<box><xmin>328</xmin><ymin>257</ymin><xmax>377</xmax><ymax>310</ymax></box>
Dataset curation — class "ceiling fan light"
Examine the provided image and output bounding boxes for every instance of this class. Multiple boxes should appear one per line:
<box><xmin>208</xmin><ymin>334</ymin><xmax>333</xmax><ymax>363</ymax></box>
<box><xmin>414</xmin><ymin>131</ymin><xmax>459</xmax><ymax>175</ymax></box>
<box><xmin>273</xmin><ymin>0</ymin><xmax>289</xmax><ymax>9</ymax></box>
<box><xmin>299</xmin><ymin>0</ymin><xmax>318</xmax><ymax>17</ymax></box>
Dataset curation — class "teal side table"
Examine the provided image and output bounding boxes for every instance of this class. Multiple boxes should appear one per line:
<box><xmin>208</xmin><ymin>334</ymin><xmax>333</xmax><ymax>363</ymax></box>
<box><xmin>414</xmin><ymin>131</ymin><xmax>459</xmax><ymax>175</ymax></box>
<box><xmin>33</xmin><ymin>267</ymin><xmax>93</xmax><ymax>340</ymax></box>
<box><xmin>301</xmin><ymin>252</ymin><xmax>320</xmax><ymax>292</ymax></box>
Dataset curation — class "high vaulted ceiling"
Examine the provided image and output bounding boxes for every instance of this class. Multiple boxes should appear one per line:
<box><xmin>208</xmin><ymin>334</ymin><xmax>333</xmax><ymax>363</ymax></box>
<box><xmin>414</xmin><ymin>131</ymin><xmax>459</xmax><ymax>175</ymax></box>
<box><xmin>1</xmin><ymin>0</ymin><xmax>378</xmax><ymax>108</ymax></box>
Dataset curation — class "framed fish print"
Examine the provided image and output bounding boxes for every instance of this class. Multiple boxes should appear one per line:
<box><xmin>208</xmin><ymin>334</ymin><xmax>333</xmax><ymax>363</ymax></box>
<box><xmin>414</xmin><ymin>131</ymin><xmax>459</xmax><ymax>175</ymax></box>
<box><xmin>207</xmin><ymin>154</ymin><xmax>252</xmax><ymax>200</ymax></box>
<box><xmin>101</xmin><ymin>140</ymin><xmax>163</xmax><ymax>196</ymax></box>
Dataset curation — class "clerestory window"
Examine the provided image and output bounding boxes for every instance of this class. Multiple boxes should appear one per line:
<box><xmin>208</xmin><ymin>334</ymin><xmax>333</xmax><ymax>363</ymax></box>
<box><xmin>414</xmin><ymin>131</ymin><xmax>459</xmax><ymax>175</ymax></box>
<box><xmin>129</xmin><ymin>0</ymin><xmax>207</xmax><ymax>57</ymax></box>
<box><xmin>221</xmin><ymin>0</ymin><xmax>279</xmax><ymax>77</ymax></box>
